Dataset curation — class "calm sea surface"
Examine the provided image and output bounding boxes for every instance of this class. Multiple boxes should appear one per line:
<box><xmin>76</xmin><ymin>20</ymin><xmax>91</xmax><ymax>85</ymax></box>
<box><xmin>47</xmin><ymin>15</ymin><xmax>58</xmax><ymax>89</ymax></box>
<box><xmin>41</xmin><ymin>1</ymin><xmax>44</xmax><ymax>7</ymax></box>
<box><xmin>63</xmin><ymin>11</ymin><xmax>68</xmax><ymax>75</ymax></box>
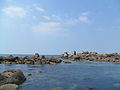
<box><xmin>0</xmin><ymin>54</ymin><xmax>120</xmax><ymax>90</ymax></box>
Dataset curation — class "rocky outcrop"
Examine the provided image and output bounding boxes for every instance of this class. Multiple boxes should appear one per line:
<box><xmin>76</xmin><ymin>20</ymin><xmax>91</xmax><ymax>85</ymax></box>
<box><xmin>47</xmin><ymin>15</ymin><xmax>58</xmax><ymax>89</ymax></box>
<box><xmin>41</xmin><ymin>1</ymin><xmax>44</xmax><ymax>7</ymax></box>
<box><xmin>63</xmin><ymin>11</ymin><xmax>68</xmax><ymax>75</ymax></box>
<box><xmin>62</xmin><ymin>52</ymin><xmax>69</xmax><ymax>58</ymax></box>
<box><xmin>0</xmin><ymin>53</ymin><xmax>62</xmax><ymax>65</ymax></box>
<box><xmin>0</xmin><ymin>69</ymin><xmax>26</xmax><ymax>85</ymax></box>
<box><xmin>0</xmin><ymin>69</ymin><xmax>26</xmax><ymax>90</ymax></box>
<box><xmin>61</xmin><ymin>51</ymin><xmax>120</xmax><ymax>62</ymax></box>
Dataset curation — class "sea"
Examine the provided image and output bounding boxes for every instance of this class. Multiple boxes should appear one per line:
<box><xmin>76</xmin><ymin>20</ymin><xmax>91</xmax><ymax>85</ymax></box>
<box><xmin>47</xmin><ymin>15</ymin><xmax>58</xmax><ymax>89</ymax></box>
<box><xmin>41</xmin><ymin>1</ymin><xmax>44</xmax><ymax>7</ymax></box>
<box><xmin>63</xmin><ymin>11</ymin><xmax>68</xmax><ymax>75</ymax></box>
<box><xmin>0</xmin><ymin>54</ymin><xmax>120</xmax><ymax>90</ymax></box>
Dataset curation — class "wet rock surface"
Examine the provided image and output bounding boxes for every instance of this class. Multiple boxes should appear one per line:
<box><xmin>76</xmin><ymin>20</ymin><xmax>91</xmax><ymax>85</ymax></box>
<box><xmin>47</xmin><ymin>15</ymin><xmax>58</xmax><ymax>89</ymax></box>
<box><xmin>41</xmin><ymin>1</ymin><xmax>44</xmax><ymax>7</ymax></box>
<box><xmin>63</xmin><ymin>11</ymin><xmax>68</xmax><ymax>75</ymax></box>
<box><xmin>61</xmin><ymin>51</ymin><xmax>120</xmax><ymax>62</ymax></box>
<box><xmin>0</xmin><ymin>69</ymin><xmax>26</xmax><ymax>90</ymax></box>
<box><xmin>0</xmin><ymin>84</ymin><xmax>18</xmax><ymax>90</ymax></box>
<box><xmin>0</xmin><ymin>69</ymin><xmax>26</xmax><ymax>85</ymax></box>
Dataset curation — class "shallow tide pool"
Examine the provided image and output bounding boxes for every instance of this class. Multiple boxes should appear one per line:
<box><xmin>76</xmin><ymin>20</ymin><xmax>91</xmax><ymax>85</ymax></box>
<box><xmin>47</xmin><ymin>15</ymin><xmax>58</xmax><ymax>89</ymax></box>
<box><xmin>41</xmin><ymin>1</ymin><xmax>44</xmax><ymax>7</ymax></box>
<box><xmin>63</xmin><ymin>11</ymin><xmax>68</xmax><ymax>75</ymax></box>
<box><xmin>1</xmin><ymin>60</ymin><xmax>120</xmax><ymax>90</ymax></box>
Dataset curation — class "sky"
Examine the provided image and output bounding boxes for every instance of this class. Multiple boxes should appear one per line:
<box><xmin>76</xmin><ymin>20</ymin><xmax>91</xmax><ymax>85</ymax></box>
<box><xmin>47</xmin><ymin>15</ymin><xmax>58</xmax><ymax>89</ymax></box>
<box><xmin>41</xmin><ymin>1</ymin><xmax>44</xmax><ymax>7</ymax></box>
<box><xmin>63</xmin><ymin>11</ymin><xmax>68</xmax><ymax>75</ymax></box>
<box><xmin>0</xmin><ymin>0</ymin><xmax>120</xmax><ymax>54</ymax></box>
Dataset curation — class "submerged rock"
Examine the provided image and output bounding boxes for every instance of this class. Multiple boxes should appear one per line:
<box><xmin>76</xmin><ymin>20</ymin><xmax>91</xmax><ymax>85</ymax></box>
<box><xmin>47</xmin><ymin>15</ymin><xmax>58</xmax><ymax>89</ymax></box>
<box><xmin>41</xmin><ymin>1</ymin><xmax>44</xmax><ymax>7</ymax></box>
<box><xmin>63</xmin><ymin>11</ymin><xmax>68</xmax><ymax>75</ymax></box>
<box><xmin>0</xmin><ymin>84</ymin><xmax>18</xmax><ymax>90</ymax></box>
<box><xmin>113</xmin><ymin>83</ymin><xmax>120</xmax><ymax>88</ymax></box>
<box><xmin>50</xmin><ymin>87</ymin><xmax>63</xmax><ymax>90</ymax></box>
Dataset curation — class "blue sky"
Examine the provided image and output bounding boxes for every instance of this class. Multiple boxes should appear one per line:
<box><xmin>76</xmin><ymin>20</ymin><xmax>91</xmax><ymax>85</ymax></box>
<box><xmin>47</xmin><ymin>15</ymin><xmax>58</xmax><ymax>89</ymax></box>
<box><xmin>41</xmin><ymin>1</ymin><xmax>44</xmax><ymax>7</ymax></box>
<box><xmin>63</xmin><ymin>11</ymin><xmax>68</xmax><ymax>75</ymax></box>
<box><xmin>0</xmin><ymin>0</ymin><xmax>120</xmax><ymax>54</ymax></box>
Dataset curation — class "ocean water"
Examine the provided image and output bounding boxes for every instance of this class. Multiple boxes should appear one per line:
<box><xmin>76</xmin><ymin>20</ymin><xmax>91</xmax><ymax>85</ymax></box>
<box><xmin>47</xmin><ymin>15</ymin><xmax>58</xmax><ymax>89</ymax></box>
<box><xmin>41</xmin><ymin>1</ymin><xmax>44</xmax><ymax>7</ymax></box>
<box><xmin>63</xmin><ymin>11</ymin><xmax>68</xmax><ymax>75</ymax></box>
<box><xmin>0</xmin><ymin>55</ymin><xmax>120</xmax><ymax>90</ymax></box>
<box><xmin>0</xmin><ymin>54</ymin><xmax>60</xmax><ymax>57</ymax></box>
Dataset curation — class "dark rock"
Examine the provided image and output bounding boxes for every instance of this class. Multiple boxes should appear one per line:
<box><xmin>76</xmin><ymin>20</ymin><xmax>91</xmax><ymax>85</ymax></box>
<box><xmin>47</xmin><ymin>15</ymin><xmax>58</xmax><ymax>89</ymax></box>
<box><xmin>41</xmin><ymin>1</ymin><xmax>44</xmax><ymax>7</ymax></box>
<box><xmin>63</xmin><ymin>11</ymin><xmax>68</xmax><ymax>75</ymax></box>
<box><xmin>24</xmin><ymin>59</ymin><xmax>34</xmax><ymax>64</ymax></box>
<box><xmin>34</xmin><ymin>53</ymin><xmax>40</xmax><ymax>59</ymax></box>
<box><xmin>0</xmin><ymin>69</ymin><xmax>26</xmax><ymax>86</ymax></box>
<box><xmin>73</xmin><ymin>56</ymin><xmax>81</xmax><ymax>60</ymax></box>
<box><xmin>26</xmin><ymin>73</ymin><xmax>32</xmax><ymax>77</ymax></box>
<box><xmin>63</xmin><ymin>61</ymin><xmax>71</xmax><ymax>63</ymax></box>
<box><xmin>41</xmin><ymin>56</ymin><xmax>46</xmax><ymax>59</ymax></box>
<box><xmin>72</xmin><ymin>51</ymin><xmax>77</xmax><ymax>56</ymax></box>
<box><xmin>62</xmin><ymin>52</ymin><xmax>69</xmax><ymax>57</ymax></box>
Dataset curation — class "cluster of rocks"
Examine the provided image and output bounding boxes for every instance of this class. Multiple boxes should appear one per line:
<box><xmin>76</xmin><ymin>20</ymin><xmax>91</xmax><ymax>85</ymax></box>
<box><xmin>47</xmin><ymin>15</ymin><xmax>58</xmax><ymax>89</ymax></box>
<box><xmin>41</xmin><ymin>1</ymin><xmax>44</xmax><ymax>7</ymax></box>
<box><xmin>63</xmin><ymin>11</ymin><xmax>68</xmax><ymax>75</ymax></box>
<box><xmin>0</xmin><ymin>53</ymin><xmax>62</xmax><ymax>65</ymax></box>
<box><xmin>0</xmin><ymin>69</ymin><xmax>26</xmax><ymax>90</ymax></box>
<box><xmin>61</xmin><ymin>51</ymin><xmax>120</xmax><ymax>62</ymax></box>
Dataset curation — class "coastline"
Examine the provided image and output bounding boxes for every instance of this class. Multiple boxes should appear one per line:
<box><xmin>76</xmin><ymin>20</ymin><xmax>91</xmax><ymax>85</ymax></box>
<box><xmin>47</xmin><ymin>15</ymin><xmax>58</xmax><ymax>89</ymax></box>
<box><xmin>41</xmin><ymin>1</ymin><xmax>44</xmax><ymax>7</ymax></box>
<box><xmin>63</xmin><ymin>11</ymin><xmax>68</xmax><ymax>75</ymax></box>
<box><xmin>61</xmin><ymin>51</ymin><xmax>120</xmax><ymax>62</ymax></box>
<box><xmin>0</xmin><ymin>53</ymin><xmax>62</xmax><ymax>65</ymax></box>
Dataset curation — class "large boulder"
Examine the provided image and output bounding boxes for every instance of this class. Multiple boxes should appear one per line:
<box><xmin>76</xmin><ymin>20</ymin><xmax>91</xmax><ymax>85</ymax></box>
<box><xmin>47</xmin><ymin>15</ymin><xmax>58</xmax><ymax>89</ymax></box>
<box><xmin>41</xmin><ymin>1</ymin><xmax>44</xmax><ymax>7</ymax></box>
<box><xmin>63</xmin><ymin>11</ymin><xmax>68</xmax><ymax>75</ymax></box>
<box><xmin>34</xmin><ymin>53</ymin><xmax>40</xmax><ymax>59</ymax></box>
<box><xmin>24</xmin><ymin>59</ymin><xmax>34</xmax><ymax>64</ymax></box>
<box><xmin>0</xmin><ymin>69</ymin><xmax>26</xmax><ymax>86</ymax></box>
<box><xmin>62</xmin><ymin>52</ymin><xmax>69</xmax><ymax>57</ymax></box>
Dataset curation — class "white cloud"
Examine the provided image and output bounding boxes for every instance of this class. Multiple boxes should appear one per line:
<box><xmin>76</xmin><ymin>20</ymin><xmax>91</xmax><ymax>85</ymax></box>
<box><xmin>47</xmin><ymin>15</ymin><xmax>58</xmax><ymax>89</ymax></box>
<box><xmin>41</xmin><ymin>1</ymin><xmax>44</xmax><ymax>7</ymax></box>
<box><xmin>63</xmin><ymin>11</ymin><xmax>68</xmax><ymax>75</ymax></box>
<box><xmin>65</xmin><ymin>19</ymin><xmax>78</xmax><ymax>25</ymax></box>
<box><xmin>79</xmin><ymin>15</ymin><xmax>91</xmax><ymax>23</ymax></box>
<box><xmin>65</xmin><ymin>12</ymin><xmax>92</xmax><ymax>25</ymax></box>
<box><xmin>32</xmin><ymin>22</ymin><xmax>62</xmax><ymax>32</ymax></box>
<box><xmin>42</xmin><ymin>16</ymin><xmax>51</xmax><ymax>20</ymax></box>
<box><xmin>33</xmin><ymin>4</ymin><xmax>45</xmax><ymax>12</ymax></box>
<box><xmin>3</xmin><ymin>6</ymin><xmax>27</xmax><ymax>18</ymax></box>
<box><xmin>79</xmin><ymin>12</ymin><xmax>92</xmax><ymax>23</ymax></box>
<box><xmin>51</xmin><ymin>15</ymin><xmax>61</xmax><ymax>20</ymax></box>
<box><xmin>81</xmin><ymin>12</ymin><xmax>89</xmax><ymax>16</ymax></box>
<box><xmin>42</xmin><ymin>15</ymin><xmax>61</xmax><ymax>21</ymax></box>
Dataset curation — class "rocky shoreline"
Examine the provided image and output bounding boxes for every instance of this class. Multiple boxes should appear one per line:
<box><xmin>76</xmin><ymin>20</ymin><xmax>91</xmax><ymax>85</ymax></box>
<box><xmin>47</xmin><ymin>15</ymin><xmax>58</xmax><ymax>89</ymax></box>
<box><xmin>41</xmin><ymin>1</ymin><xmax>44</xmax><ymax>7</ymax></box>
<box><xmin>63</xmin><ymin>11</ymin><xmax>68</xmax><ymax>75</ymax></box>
<box><xmin>61</xmin><ymin>51</ymin><xmax>120</xmax><ymax>62</ymax></box>
<box><xmin>0</xmin><ymin>53</ymin><xmax>62</xmax><ymax>65</ymax></box>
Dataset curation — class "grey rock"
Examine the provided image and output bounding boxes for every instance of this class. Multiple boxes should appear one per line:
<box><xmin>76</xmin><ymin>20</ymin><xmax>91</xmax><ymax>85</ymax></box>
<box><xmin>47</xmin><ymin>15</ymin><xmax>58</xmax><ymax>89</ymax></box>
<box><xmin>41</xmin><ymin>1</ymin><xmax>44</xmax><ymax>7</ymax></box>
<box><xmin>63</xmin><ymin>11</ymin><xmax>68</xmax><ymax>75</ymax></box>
<box><xmin>0</xmin><ymin>69</ymin><xmax>26</xmax><ymax>86</ymax></box>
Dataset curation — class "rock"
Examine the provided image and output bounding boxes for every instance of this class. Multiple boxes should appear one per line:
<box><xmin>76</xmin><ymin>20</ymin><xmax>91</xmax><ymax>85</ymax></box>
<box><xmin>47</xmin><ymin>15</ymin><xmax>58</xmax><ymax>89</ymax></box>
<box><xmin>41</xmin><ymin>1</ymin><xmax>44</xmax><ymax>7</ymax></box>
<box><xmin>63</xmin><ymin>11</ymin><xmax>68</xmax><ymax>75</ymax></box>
<box><xmin>0</xmin><ymin>84</ymin><xmax>18</xmax><ymax>90</ymax></box>
<box><xmin>49</xmin><ymin>62</ymin><xmax>57</xmax><ymax>65</ymax></box>
<box><xmin>24</xmin><ymin>59</ymin><xmax>34</xmax><ymax>64</ymax></box>
<box><xmin>63</xmin><ymin>61</ymin><xmax>71</xmax><ymax>63</ymax></box>
<box><xmin>34</xmin><ymin>53</ymin><xmax>40</xmax><ymax>59</ymax></box>
<box><xmin>63</xmin><ymin>52</ymin><xmax>69</xmax><ymax>57</ymax></box>
<box><xmin>72</xmin><ymin>51</ymin><xmax>77</xmax><ymax>56</ymax></box>
<box><xmin>0</xmin><ymin>69</ymin><xmax>26</xmax><ymax>85</ymax></box>
<box><xmin>41</xmin><ymin>56</ymin><xmax>46</xmax><ymax>59</ymax></box>
<box><xmin>73</xmin><ymin>56</ymin><xmax>81</xmax><ymax>60</ymax></box>
<box><xmin>50</xmin><ymin>87</ymin><xmax>63</xmax><ymax>90</ymax></box>
<box><xmin>80</xmin><ymin>86</ymin><xmax>95</xmax><ymax>90</ymax></box>
<box><xmin>4</xmin><ymin>55</ymin><xmax>16</xmax><ymax>62</ymax></box>
<box><xmin>26</xmin><ymin>73</ymin><xmax>32</xmax><ymax>77</ymax></box>
<box><xmin>113</xmin><ymin>83</ymin><xmax>120</xmax><ymax>88</ymax></box>
<box><xmin>38</xmin><ymin>70</ymin><xmax>44</xmax><ymax>73</ymax></box>
<box><xmin>81</xmin><ymin>51</ymin><xmax>89</xmax><ymax>54</ymax></box>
